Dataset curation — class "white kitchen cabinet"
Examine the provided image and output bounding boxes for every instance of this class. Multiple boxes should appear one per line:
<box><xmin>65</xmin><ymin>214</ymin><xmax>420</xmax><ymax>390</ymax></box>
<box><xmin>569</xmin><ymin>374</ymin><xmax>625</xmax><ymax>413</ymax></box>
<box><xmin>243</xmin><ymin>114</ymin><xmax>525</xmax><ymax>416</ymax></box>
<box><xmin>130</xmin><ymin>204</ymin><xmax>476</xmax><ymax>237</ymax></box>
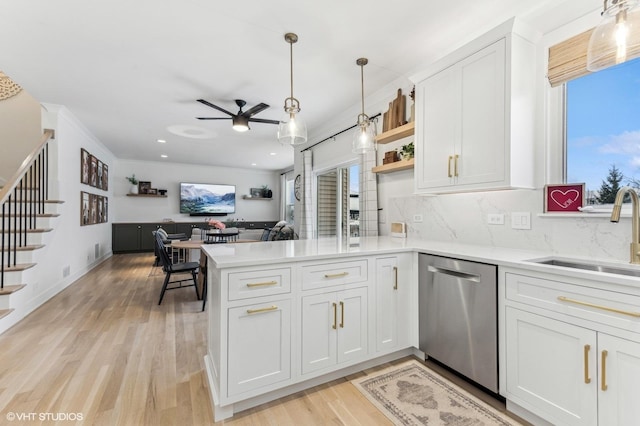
<box><xmin>505</xmin><ymin>307</ymin><xmax>598</xmax><ymax>426</ymax></box>
<box><xmin>502</xmin><ymin>269</ymin><xmax>640</xmax><ymax>426</ymax></box>
<box><xmin>227</xmin><ymin>299</ymin><xmax>291</xmax><ymax>397</ymax></box>
<box><xmin>411</xmin><ymin>18</ymin><xmax>535</xmax><ymax>194</ymax></box>
<box><xmin>375</xmin><ymin>255</ymin><xmax>411</xmax><ymax>353</ymax></box>
<box><xmin>597</xmin><ymin>334</ymin><xmax>640</xmax><ymax>426</ymax></box>
<box><xmin>301</xmin><ymin>287</ymin><xmax>368</xmax><ymax>375</ymax></box>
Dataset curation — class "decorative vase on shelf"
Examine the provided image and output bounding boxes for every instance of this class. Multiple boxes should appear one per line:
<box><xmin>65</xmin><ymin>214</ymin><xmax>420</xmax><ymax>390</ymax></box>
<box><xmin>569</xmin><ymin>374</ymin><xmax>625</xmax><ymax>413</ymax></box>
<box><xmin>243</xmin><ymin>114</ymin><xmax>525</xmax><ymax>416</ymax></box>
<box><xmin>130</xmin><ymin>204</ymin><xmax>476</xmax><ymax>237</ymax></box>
<box><xmin>130</xmin><ymin>184</ymin><xmax>139</xmax><ymax>195</ymax></box>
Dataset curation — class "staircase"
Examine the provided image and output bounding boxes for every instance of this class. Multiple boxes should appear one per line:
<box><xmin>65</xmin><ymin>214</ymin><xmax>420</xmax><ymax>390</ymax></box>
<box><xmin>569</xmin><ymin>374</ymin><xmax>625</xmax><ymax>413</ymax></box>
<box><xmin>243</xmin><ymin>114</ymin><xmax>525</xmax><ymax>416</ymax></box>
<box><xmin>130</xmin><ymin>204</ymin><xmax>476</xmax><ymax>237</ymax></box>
<box><xmin>0</xmin><ymin>129</ymin><xmax>62</xmax><ymax>321</ymax></box>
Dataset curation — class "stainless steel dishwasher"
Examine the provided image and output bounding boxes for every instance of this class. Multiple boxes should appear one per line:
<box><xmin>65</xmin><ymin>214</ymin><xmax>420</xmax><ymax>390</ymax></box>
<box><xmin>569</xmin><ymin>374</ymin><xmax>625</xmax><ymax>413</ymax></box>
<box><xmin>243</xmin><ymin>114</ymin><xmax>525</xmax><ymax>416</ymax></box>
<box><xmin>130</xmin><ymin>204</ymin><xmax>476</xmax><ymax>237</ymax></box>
<box><xmin>418</xmin><ymin>253</ymin><xmax>498</xmax><ymax>393</ymax></box>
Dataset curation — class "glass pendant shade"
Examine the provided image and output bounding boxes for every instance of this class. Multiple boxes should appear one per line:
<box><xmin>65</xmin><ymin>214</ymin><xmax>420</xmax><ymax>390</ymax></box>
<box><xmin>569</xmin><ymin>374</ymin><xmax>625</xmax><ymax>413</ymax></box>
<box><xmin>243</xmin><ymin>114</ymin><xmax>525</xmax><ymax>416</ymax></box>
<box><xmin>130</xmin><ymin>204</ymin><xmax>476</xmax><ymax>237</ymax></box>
<box><xmin>352</xmin><ymin>120</ymin><xmax>376</xmax><ymax>154</ymax></box>
<box><xmin>277</xmin><ymin>107</ymin><xmax>307</xmax><ymax>145</ymax></box>
<box><xmin>587</xmin><ymin>0</ymin><xmax>640</xmax><ymax>71</ymax></box>
<box><xmin>278</xmin><ymin>32</ymin><xmax>308</xmax><ymax>145</ymax></box>
<box><xmin>352</xmin><ymin>57</ymin><xmax>376</xmax><ymax>154</ymax></box>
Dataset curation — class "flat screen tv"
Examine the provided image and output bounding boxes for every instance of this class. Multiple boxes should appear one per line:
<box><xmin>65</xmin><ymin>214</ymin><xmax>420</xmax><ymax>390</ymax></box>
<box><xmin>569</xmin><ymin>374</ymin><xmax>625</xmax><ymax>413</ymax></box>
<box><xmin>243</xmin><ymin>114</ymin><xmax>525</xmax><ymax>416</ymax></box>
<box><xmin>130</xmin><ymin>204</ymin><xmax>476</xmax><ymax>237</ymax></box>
<box><xmin>179</xmin><ymin>182</ymin><xmax>235</xmax><ymax>215</ymax></box>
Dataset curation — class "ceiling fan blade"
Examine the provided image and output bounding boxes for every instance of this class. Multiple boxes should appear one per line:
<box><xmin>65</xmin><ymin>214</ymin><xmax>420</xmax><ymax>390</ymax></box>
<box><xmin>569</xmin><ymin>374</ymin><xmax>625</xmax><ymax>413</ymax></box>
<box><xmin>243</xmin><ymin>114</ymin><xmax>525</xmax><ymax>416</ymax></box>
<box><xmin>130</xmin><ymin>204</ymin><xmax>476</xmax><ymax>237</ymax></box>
<box><xmin>241</xmin><ymin>103</ymin><xmax>270</xmax><ymax>118</ymax></box>
<box><xmin>248</xmin><ymin>118</ymin><xmax>280</xmax><ymax>125</ymax></box>
<box><xmin>197</xmin><ymin>99</ymin><xmax>235</xmax><ymax>116</ymax></box>
<box><xmin>196</xmin><ymin>117</ymin><xmax>232</xmax><ymax>120</ymax></box>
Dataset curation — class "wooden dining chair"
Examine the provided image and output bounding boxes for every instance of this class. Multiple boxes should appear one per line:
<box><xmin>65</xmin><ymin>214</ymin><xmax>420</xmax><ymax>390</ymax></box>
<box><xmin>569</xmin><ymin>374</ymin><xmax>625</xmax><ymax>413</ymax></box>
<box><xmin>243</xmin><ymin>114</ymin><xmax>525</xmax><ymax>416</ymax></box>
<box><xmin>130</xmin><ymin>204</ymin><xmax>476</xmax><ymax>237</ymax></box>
<box><xmin>155</xmin><ymin>233</ymin><xmax>200</xmax><ymax>305</ymax></box>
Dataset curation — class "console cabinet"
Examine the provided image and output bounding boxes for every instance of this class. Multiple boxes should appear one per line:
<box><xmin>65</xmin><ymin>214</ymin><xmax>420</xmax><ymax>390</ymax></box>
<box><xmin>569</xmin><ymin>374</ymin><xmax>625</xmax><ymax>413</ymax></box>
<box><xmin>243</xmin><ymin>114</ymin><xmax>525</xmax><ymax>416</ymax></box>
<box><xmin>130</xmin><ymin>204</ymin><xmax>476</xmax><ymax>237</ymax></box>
<box><xmin>112</xmin><ymin>222</ymin><xmax>173</xmax><ymax>253</ymax></box>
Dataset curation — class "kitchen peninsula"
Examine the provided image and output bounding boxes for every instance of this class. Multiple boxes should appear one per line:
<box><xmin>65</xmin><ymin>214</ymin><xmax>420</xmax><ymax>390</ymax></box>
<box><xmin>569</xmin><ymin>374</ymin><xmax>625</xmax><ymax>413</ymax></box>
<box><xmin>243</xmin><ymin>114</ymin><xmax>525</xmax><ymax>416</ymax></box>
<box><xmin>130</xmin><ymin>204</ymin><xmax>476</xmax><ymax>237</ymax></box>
<box><xmin>201</xmin><ymin>237</ymin><xmax>640</xmax><ymax>424</ymax></box>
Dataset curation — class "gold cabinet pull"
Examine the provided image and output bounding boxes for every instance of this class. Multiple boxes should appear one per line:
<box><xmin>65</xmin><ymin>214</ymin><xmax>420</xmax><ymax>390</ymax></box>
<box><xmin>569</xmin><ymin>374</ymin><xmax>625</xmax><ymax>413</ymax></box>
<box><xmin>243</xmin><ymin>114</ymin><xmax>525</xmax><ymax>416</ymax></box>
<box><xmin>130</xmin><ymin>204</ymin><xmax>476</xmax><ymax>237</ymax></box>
<box><xmin>339</xmin><ymin>301</ymin><xmax>345</xmax><ymax>328</ymax></box>
<box><xmin>246</xmin><ymin>280</ymin><xmax>277</xmax><ymax>288</ymax></box>
<box><xmin>332</xmin><ymin>302</ymin><xmax>337</xmax><ymax>329</ymax></box>
<box><xmin>246</xmin><ymin>305</ymin><xmax>278</xmax><ymax>315</ymax></box>
<box><xmin>447</xmin><ymin>156</ymin><xmax>453</xmax><ymax>177</ymax></box>
<box><xmin>557</xmin><ymin>296</ymin><xmax>640</xmax><ymax>318</ymax></box>
<box><xmin>454</xmin><ymin>154</ymin><xmax>459</xmax><ymax>177</ymax></box>
<box><xmin>393</xmin><ymin>266</ymin><xmax>398</xmax><ymax>290</ymax></box>
<box><xmin>324</xmin><ymin>272</ymin><xmax>349</xmax><ymax>279</ymax></box>
<box><xmin>601</xmin><ymin>350</ymin><xmax>608</xmax><ymax>391</ymax></box>
<box><xmin>584</xmin><ymin>344</ymin><xmax>591</xmax><ymax>384</ymax></box>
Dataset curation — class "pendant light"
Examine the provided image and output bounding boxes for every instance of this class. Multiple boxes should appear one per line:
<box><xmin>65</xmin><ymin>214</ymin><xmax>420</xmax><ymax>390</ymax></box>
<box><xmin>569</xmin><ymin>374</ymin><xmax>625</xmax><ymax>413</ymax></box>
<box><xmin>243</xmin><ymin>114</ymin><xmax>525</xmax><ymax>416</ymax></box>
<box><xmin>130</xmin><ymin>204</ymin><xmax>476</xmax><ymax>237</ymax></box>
<box><xmin>277</xmin><ymin>33</ymin><xmax>307</xmax><ymax>145</ymax></box>
<box><xmin>587</xmin><ymin>0</ymin><xmax>640</xmax><ymax>72</ymax></box>
<box><xmin>352</xmin><ymin>58</ymin><xmax>376</xmax><ymax>154</ymax></box>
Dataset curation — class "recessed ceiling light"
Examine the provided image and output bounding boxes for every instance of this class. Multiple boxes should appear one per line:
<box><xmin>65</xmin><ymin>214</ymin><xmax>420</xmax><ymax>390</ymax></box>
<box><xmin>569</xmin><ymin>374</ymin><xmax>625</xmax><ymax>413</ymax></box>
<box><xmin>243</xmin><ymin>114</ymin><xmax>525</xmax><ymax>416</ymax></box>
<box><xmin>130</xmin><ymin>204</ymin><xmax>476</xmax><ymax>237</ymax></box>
<box><xmin>270</xmin><ymin>152</ymin><xmax>276</xmax><ymax>156</ymax></box>
<box><xmin>251</xmin><ymin>163</ymin><xmax>257</xmax><ymax>166</ymax></box>
<box><xmin>157</xmin><ymin>139</ymin><xmax>166</xmax><ymax>143</ymax></box>
<box><xmin>161</xmin><ymin>154</ymin><xmax>168</xmax><ymax>158</ymax></box>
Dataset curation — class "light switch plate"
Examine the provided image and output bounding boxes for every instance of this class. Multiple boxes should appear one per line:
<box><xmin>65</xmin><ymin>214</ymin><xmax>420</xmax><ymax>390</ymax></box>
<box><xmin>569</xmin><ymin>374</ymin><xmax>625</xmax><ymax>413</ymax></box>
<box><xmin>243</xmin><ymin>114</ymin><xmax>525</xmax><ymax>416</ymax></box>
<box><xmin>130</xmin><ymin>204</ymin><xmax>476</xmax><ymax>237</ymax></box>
<box><xmin>512</xmin><ymin>212</ymin><xmax>531</xmax><ymax>230</ymax></box>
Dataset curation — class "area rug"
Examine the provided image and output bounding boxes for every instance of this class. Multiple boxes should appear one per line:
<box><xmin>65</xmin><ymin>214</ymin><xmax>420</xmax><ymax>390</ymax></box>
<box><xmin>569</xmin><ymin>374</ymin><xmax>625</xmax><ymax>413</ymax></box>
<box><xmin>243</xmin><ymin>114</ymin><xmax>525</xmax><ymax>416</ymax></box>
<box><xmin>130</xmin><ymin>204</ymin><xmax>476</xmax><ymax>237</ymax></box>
<box><xmin>352</xmin><ymin>360</ymin><xmax>522</xmax><ymax>426</ymax></box>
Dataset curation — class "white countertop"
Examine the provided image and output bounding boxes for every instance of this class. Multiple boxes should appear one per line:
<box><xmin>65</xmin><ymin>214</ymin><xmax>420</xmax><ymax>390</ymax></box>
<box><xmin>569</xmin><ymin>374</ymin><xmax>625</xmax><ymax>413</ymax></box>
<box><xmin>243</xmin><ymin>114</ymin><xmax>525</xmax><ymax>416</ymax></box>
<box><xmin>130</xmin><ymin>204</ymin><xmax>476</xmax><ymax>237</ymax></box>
<box><xmin>201</xmin><ymin>236</ymin><xmax>640</xmax><ymax>289</ymax></box>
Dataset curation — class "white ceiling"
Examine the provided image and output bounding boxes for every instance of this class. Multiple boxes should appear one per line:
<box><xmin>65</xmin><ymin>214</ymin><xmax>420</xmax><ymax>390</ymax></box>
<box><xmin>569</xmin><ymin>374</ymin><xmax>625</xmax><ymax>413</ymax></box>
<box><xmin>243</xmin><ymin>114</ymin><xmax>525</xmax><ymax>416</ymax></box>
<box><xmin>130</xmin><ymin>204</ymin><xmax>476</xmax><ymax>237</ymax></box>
<box><xmin>1</xmin><ymin>0</ymin><xmax>584</xmax><ymax>171</ymax></box>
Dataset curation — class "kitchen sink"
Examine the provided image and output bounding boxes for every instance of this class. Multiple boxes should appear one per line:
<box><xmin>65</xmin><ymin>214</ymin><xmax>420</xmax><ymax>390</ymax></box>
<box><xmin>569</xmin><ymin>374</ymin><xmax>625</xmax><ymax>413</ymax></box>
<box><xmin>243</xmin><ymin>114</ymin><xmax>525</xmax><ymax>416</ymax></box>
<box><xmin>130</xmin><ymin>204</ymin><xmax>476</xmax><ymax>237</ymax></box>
<box><xmin>526</xmin><ymin>257</ymin><xmax>640</xmax><ymax>278</ymax></box>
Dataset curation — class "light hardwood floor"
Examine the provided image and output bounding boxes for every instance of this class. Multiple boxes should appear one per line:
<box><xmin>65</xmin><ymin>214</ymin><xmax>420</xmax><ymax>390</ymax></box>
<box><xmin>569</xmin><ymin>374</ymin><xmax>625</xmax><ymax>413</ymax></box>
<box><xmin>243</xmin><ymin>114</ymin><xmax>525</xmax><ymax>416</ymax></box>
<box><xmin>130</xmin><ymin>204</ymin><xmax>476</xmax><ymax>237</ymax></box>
<box><xmin>0</xmin><ymin>253</ymin><xmax>521</xmax><ymax>425</ymax></box>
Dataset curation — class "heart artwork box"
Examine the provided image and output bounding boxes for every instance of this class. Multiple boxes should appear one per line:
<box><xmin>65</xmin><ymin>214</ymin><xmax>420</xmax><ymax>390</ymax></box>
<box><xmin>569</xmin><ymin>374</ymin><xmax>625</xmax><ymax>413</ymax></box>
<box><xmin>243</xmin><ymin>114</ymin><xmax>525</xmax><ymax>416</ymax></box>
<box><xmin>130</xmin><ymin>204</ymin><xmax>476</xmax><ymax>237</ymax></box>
<box><xmin>544</xmin><ymin>183</ymin><xmax>585</xmax><ymax>212</ymax></box>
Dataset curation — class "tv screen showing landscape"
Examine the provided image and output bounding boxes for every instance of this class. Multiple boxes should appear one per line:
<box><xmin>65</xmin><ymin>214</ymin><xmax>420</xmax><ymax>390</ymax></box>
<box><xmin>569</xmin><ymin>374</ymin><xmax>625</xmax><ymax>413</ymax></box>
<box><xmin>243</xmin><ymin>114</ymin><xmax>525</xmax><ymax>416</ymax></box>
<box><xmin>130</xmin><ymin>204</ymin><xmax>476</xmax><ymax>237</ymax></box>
<box><xmin>180</xmin><ymin>182</ymin><xmax>235</xmax><ymax>215</ymax></box>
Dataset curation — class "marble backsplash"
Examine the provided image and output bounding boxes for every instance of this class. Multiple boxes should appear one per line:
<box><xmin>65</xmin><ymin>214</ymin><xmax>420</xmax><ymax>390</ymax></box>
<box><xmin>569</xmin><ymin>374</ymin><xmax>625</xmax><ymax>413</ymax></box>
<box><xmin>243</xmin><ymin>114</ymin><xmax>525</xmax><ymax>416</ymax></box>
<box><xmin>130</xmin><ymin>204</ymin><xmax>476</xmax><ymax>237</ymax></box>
<box><xmin>387</xmin><ymin>189</ymin><xmax>632</xmax><ymax>263</ymax></box>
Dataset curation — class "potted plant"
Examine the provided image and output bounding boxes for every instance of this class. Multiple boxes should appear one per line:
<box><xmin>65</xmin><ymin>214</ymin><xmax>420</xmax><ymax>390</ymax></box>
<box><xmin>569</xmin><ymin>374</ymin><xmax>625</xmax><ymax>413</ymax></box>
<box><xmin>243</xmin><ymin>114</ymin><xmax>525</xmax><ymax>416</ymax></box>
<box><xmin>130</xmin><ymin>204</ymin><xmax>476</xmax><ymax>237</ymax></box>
<box><xmin>126</xmin><ymin>174</ymin><xmax>139</xmax><ymax>194</ymax></box>
<box><xmin>399</xmin><ymin>141</ymin><xmax>414</xmax><ymax>160</ymax></box>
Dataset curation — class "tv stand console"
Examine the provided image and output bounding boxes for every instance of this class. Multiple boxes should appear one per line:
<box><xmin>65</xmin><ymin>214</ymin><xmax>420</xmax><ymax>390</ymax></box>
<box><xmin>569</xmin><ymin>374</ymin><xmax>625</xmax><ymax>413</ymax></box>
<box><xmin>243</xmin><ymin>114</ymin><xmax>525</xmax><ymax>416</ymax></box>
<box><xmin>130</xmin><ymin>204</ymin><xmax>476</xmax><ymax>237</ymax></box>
<box><xmin>111</xmin><ymin>221</ymin><xmax>278</xmax><ymax>253</ymax></box>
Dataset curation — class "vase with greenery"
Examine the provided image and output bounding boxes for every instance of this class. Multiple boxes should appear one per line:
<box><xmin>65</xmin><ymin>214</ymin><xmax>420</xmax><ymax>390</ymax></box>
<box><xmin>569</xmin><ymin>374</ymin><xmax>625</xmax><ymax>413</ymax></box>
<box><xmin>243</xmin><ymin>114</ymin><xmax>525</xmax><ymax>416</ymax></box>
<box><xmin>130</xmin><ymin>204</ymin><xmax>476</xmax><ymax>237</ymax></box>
<box><xmin>400</xmin><ymin>141</ymin><xmax>414</xmax><ymax>160</ymax></box>
<box><xmin>261</xmin><ymin>185</ymin><xmax>272</xmax><ymax>198</ymax></box>
<box><xmin>126</xmin><ymin>174</ymin><xmax>139</xmax><ymax>194</ymax></box>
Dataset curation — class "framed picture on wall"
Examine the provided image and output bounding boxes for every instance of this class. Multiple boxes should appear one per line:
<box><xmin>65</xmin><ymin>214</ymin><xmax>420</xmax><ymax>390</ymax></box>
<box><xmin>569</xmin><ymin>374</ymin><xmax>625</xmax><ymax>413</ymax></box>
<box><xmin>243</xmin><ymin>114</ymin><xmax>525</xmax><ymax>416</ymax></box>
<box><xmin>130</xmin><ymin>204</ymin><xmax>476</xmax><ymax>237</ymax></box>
<box><xmin>102</xmin><ymin>164</ymin><xmax>109</xmax><ymax>191</ymax></box>
<box><xmin>89</xmin><ymin>155</ymin><xmax>98</xmax><ymax>187</ymax></box>
<box><xmin>90</xmin><ymin>193</ymin><xmax>98</xmax><ymax>224</ymax></box>
<box><xmin>103</xmin><ymin>197</ymin><xmax>108</xmax><ymax>223</ymax></box>
<box><xmin>81</xmin><ymin>191</ymin><xmax>90</xmax><ymax>225</ymax></box>
<box><xmin>138</xmin><ymin>181</ymin><xmax>151</xmax><ymax>194</ymax></box>
<box><xmin>544</xmin><ymin>183</ymin><xmax>585</xmax><ymax>212</ymax></box>
<box><xmin>81</xmin><ymin>149</ymin><xmax>90</xmax><ymax>184</ymax></box>
<box><xmin>97</xmin><ymin>160</ymin><xmax>103</xmax><ymax>190</ymax></box>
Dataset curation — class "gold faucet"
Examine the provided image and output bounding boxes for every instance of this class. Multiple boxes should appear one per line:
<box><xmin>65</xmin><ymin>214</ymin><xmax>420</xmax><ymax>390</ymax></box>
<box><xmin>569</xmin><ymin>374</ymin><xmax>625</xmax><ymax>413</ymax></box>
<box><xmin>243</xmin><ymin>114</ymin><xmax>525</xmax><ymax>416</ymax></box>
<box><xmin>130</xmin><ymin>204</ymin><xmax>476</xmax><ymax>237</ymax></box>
<box><xmin>610</xmin><ymin>186</ymin><xmax>640</xmax><ymax>264</ymax></box>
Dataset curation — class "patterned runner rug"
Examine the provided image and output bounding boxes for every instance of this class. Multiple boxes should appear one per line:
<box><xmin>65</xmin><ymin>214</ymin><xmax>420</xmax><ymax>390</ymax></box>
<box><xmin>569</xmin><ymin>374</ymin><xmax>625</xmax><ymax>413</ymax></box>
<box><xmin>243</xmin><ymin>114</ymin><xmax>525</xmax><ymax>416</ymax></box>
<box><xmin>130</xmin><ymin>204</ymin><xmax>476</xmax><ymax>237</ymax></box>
<box><xmin>352</xmin><ymin>359</ymin><xmax>522</xmax><ymax>426</ymax></box>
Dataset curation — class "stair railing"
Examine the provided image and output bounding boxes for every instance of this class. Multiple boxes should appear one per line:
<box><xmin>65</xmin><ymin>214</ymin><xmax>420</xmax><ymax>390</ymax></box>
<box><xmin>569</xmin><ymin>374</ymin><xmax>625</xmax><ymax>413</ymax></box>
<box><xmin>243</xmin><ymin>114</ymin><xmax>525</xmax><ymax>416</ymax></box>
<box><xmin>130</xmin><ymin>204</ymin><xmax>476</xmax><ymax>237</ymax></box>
<box><xmin>0</xmin><ymin>129</ymin><xmax>54</xmax><ymax>290</ymax></box>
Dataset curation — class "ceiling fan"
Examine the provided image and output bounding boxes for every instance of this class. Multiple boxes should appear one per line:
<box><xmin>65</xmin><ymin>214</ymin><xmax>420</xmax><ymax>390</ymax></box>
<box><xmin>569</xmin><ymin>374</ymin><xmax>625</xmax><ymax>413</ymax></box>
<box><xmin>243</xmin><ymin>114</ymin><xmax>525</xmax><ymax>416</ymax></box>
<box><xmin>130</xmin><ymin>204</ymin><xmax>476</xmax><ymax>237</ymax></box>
<box><xmin>196</xmin><ymin>99</ymin><xmax>280</xmax><ymax>132</ymax></box>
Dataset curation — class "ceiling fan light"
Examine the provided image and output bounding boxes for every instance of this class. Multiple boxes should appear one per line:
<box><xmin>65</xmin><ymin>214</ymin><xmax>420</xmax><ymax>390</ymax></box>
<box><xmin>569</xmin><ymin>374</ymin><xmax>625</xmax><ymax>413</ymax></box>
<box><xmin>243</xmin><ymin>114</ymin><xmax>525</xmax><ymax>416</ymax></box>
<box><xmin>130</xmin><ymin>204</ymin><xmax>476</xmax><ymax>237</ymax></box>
<box><xmin>232</xmin><ymin>115</ymin><xmax>249</xmax><ymax>132</ymax></box>
<box><xmin>587</xmin><ymin>0</ymin><xmax>640</xmax><ymax>71</ymax></box>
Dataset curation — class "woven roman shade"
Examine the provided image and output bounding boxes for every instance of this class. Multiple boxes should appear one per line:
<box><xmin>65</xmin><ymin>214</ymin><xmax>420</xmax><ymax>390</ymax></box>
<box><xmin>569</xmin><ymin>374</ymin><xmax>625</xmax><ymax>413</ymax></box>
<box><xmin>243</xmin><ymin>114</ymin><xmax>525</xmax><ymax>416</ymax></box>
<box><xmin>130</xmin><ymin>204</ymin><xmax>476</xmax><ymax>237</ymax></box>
<box><xmin>548</xmin><ymin>29</ymin><xmax>593</xmax><ymax>87</ymax></box>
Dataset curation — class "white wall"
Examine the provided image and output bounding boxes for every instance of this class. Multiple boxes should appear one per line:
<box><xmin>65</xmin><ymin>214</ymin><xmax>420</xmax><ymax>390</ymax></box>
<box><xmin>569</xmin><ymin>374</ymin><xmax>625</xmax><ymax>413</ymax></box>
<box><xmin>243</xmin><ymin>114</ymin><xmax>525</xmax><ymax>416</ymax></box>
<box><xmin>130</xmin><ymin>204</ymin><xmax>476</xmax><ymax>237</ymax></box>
<box><xmin>113</xmin><ymin>160</ymin><xmax>280</xmax><ymax>223</ymax></box>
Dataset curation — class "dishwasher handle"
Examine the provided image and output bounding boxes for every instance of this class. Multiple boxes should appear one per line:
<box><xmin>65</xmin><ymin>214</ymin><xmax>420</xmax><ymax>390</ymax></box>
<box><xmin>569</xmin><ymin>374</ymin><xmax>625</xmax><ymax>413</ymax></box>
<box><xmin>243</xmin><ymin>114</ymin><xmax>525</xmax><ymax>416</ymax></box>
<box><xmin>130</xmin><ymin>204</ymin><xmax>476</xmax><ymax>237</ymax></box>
<box><xmin>427</xmin><ymin>265</ymin><xmax>481</xmax><ymax>282</ymax></box>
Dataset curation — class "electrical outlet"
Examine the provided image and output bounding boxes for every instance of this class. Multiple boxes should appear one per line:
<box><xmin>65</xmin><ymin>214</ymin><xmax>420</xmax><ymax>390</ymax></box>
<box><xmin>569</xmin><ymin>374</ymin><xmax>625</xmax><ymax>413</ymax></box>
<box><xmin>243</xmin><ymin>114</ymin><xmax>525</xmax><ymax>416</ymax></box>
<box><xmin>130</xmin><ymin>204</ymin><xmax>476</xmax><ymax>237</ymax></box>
<box><xmin>487</xmin><ymin>213</ymin><xmax>505</xmax><ymax>225</ymax></box>
<box><xmin>413</xmin><ymin>214</ymin><xmax>423</xmax><ymax>223</ymax></box>
<box><xmin>512</xmin><ymin>212</ymin><xmax>531</xmax><ymax>230</ymax></box>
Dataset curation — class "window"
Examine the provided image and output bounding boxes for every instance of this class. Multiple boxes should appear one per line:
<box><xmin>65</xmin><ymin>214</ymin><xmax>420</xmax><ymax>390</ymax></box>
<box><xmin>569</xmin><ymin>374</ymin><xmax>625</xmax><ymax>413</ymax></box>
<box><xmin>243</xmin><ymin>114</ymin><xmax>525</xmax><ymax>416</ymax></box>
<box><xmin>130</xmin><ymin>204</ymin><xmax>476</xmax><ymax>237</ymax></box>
<box><xmin>565</xmin><ymin>56</ymin><xmax>640</xmax><ymax>204</ymax></box>
<box><xmin>283</xmin><ymin>175</ymin><xmax>295</xmax><ymax>224</ymax></box>
<box><xmin>315</xmin><ymin>163</ymin><xmax>359</xmax><ymax>239</ymax></box>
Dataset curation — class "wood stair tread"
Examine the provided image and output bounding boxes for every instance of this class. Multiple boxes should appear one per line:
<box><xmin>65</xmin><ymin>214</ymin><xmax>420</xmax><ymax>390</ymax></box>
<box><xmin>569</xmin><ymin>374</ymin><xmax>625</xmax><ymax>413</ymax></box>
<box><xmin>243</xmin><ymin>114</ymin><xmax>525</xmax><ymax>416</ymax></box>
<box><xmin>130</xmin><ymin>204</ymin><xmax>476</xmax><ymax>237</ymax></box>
<box><xmin>0</xmin><ymin>244</ymin><xmax>45</xmax><ymax>252</ymax></box>
<box><xmin>3</xmin><ymin>213</ymin><xmax>60</xmax><ymax>218</ymax></box>
<box><xmin>1</xmin><ymin>228</ymin><xmax>52</xmax><ymax>234</ymax></box>
<box><xmin>2</xmin><ymin>263</ymin><xmax>36</xmax><ymax>272</ymax></box>
<box><xmin>0</xmin><ymin>309</ymin><xmax>14</xmax><ymax>320</ymax></box>
<box><xmin>0</xmin><ymin>284</ymin><xmax>26</xmax><ymax>295</ymax></box>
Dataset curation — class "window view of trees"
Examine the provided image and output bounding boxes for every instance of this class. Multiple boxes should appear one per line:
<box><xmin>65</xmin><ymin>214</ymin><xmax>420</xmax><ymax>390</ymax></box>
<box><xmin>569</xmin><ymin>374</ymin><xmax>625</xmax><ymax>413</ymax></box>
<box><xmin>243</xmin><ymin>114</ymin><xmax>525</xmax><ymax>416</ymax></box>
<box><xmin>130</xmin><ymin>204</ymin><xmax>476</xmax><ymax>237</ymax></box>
<box><xmin>566</xmin><ymin>57</ymin><xmax>640</xmax><ymax>204</ymax></box>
